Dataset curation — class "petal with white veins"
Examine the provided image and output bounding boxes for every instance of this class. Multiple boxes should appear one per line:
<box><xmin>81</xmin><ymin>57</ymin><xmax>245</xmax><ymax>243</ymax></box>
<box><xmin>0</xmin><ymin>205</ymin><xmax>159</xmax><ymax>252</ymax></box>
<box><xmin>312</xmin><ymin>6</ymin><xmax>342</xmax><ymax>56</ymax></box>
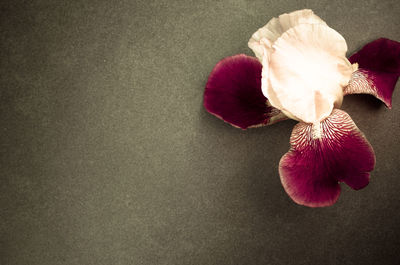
<box><xmin>345</xmin><ymin>38</ymin><xmax>400</xmax><ymax>108</ymax></box>
<box><xmin>279</xmin><ymin>109</ymin><xmax>375</xmax><ymax>207</ymax></box>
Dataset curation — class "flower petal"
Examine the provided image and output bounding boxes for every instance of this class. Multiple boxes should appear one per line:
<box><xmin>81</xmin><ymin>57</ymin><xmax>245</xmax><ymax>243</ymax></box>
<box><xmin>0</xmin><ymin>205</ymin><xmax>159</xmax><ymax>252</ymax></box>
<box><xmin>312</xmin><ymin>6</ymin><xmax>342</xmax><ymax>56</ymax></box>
<box><xmin>279</xmin><ymin>109</ymin><xmax>375</xmax><ymax>207</ymax></box>
<box><xmin>345</xmin><ymin>38</ymin><xmax>400</xmax><ymax>108</ymax></box>
<box><xmin>204</xmin><ymin>54</ymin><xmax>286</xmax><ymax>129</ymax></box>
<box><xmin>248</xmin><ymin>9</ymin><xmax>326</xmax><ymax>60</ymax></box>
<box><xmin>268</xmin><ymin>23</ymin><xmax>352</xmax><ymax>123</ymax></box>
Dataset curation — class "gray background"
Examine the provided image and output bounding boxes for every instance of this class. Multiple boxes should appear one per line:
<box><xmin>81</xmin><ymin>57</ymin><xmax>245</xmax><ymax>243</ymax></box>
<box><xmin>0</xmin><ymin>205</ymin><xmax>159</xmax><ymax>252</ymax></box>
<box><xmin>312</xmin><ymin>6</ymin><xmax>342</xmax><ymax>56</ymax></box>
<box><xmin>1</xmin><ymin>0</ymin><xmax>400</xmax><ymax>264</ymax></box>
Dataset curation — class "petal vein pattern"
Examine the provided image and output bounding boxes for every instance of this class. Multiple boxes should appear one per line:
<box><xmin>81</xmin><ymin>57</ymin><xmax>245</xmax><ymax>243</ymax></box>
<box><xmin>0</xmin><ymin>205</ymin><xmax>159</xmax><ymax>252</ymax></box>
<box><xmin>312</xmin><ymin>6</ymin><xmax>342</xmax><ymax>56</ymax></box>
<box><xmin>344</xmin><ymin>69</ymin><xmax>387</xmax><ymax>105</ymax></box>
<box><xmin>279</xmin><ymin>109</ymin><xmax>375</xmax><ymax>207</ymax></box>
<box><xmin>345</xmin><ymin>38</ymin><xmax>400</xmax><ymax>108</ymax></box>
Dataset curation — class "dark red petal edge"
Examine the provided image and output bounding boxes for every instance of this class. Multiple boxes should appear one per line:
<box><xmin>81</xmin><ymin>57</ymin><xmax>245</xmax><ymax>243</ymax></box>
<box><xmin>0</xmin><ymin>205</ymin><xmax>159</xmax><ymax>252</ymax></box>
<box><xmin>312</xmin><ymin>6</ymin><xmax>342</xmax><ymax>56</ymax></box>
<box><xmin>345</xmin><ymin>38</ymin><xmax>400</xmax><ymax>108</ymax></box>
<box><xmin>204</xmin><ymin>54</ymin><xmax>286</xmax><ymax>129</ymax></box>
<box><xmin>279</xmin><ymin>109</ymin><xmax>375</xmax><ymax>207</ymax></box>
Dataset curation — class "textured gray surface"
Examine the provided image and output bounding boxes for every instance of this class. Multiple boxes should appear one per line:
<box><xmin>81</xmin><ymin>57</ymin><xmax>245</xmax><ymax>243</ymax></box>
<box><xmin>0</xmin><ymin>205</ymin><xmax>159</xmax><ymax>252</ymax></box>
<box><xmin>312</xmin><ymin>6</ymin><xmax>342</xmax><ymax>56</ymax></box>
<box><xmin>1</xmin><ymin>0</ymin><xmax>400</xmax><ymax>264</ymax></box>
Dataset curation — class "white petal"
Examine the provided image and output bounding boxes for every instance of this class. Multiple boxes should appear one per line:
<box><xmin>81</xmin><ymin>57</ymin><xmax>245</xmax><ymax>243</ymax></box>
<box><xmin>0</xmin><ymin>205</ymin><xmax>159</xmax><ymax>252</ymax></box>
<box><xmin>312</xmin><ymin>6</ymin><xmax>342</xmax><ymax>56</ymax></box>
<box><xmin>248</xmin><ymin>9</ymin><xmax>326</xmax><ymax>60</ymax></box>
<box><xmin>278</xmin><ymin>9</ymin><xmax>326</xmax><ymax>34</ymax></box>
<box><xmin>267</xmin><ymin>23</ymin><xmax>353</xmax><ymax>123</ymax></box>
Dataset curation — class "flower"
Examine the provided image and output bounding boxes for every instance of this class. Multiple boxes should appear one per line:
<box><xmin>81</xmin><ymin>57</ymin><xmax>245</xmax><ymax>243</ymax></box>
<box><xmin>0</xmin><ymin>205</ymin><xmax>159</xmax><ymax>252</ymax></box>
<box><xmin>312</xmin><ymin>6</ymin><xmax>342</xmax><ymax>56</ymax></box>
<box><xmin>204</xmin><ymin>9</ymin><xmax>400</xmax><ymax>207</ymax></box>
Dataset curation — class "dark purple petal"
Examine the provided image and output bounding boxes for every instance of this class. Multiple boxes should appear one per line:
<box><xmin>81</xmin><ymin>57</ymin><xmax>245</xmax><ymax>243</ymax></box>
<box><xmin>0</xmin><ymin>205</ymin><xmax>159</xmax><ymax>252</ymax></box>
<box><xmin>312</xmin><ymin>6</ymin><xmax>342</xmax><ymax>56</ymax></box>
<box><xmin>345</xmin><ymin>38</ymin><xmax>400</xmax><ymax>108</ymax></box>
<box><xmin>204</xmin><ymin>54</ymin><xmax>286</xmax><ymax>129</ymax></box>
<box><xmin>279</xmin><ymin>109</ymin><xmax>375</xmax><ymax>207</ymax></box>
<box><xmin>349</xmin><ymin>38</ymin><xmax>400</xmax><ymax>73</ymax></box>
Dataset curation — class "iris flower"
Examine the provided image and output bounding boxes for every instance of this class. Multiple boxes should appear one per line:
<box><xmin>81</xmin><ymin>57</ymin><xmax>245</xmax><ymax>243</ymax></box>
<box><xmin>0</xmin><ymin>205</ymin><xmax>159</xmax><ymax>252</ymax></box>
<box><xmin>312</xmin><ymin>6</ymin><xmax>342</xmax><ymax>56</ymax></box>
<box><xmin>203</xmin><ymin>9</ymin><xmax>400</xmax><ymax>207</ymax></box>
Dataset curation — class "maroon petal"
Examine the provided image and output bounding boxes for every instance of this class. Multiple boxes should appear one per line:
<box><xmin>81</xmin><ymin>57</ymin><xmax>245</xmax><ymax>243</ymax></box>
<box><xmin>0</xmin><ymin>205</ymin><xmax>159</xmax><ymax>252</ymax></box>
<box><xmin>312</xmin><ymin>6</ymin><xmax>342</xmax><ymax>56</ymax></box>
<box><xmin>204</xmin><ymin>54</ymin><xmax>286</xmax><ymax>129</ymax></box>
<box><xmin>279</xmin><ymin>109</ymin><xmax>375</xmax><ymax>207</ymax></box>
<box><xmin>345</xmin><ymin>38</ymin><xmax>400</xmax><ymax>108</ymax></box>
